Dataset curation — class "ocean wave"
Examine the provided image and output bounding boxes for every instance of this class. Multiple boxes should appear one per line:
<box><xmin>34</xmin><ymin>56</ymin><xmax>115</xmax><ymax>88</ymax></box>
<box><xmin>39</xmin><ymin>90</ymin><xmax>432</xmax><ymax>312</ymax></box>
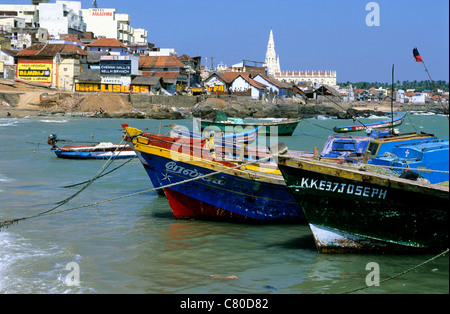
<box><xmin>39</xmin><ymin>119</ymin><xmax>68</xmax><ymax>123</ymax></box>
<box><xmin>0</xmin><ymin>232</ymin><xmax>93</xmax><ymax>294</ymax></box>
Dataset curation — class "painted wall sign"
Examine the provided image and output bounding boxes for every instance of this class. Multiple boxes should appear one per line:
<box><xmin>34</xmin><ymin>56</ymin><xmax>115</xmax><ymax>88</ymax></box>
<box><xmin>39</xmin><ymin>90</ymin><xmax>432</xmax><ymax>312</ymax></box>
<box><xmin>91</xmin><ymin>9</ymin><xmax>114</xmax><ymax>17</ymax></box>
<box><xmin>75</xmin><ymin>83</ymin><xmax>149</xmax><ymax>93</ymax></box>
<box><xmin>17</xmin><ymin>62</ymin><xmax>53</xmax><ymax>83</ymax></box>
<box><xmin>100</xmin><ymin>60</ymin><xmax>131</xmax><ymax>75</ymax></box>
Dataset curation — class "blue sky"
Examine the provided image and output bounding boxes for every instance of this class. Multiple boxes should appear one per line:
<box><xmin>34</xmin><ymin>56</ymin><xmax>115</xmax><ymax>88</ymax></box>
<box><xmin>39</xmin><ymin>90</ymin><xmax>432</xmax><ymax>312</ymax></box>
<box><xmin>4</xmin><ymin>0</ymin><xmax>449</xmax><ymax>83</ymax></box>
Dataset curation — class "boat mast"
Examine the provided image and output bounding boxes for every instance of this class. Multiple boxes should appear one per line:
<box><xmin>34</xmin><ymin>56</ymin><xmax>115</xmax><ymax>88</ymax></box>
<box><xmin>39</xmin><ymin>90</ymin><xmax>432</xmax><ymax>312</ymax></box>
<box><xmin>391</xmin><ymin>64</ymin><xmax>395</xmax><ymax>135</ymax></box>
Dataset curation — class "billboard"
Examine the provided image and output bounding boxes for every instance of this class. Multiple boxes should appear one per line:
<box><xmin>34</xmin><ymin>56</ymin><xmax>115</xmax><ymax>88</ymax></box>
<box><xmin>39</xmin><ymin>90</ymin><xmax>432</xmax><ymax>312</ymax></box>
<box><xmin>100</xmin><ymin>60</ymin><xmax>131</xmax><ymax>75</ymax></box>
<box><xmin>17</xmin><ymin>62</ymin><xmax>53</xmax><ymax>83</ymax></box>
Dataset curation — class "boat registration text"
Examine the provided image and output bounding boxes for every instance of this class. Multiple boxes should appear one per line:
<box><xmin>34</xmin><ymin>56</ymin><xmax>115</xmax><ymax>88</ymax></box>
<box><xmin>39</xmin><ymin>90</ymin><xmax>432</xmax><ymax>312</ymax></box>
<box><xmin>293</xmin><ymin>177</ymin><xmax>387</xmax><ymax>199</ymax></box>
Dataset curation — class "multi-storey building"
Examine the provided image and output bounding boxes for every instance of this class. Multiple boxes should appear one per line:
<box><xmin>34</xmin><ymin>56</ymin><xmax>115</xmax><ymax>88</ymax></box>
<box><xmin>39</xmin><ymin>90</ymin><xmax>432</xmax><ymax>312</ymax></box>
<box><xmin>81</xmin><ymin>8</ymin><xmax>148</xmax><ymax>45</ymax></box>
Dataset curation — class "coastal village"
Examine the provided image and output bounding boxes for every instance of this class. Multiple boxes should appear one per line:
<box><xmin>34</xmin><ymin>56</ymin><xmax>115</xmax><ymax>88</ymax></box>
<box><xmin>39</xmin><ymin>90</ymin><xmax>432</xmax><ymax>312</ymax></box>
<box><xmin>1</xmin><ymin>0</ymin><xmax>449</xmax><ymax>118</ymax></box>
<box><xmin>0</xmin><ymin>1</ymin><xmax>449</xmax><ymax>295</ymax></box>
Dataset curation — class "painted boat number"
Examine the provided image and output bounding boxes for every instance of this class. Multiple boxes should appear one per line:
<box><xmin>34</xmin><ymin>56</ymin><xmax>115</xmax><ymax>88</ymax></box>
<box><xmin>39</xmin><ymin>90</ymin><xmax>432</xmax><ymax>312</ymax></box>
<box><xmin>295</xmin><ymin>177</ymin><xmax>387</xmax><ymax>199</ymax></box>
<box><xmin>164</xmin><ymin>162</ymin><xmax>227</xmax><ymax>186</ymax></box>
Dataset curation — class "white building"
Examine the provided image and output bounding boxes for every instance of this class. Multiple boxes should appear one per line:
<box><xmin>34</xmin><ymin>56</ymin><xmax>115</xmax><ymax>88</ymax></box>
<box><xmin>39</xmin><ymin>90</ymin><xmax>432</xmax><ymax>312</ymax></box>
<box><xmin>81</xmin><ymin>8</ymin><xmax>148</xmax><ymax>45</ymax></box>
<box><xmin>263</xmin><ymin>28</ymin><xmax>337</xmax><ymax>88</ymax></box>
<box><xmin>0</xmin><ymin>4</ymin><xmax>38</xmax><ymax>27</ymax></box>
<box><xmin>264</xmin><ymin>29</ymin><xmax>280</xmax><ymax>76</ymax></box>
<box><xmin>38</xmin><ymin>1</ymin><xmax>86</xmax><ymax>38</ymax></box>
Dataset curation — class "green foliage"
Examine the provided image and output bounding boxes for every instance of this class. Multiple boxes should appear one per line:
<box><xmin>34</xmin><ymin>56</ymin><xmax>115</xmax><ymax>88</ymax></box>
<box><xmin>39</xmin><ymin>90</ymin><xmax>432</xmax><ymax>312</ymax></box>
<box><xmin>338</xmin><ymin>80</ymin><xmax>449</xmax><ymax>92</ymax></box>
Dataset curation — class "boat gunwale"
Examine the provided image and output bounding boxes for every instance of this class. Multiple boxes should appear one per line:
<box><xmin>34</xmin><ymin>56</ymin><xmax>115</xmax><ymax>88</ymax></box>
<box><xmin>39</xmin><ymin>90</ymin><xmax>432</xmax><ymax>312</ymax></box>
<box><xmin>277</xmin><ymin>154</ymin><xmax>449</xmax><ymax>195</ymax></box>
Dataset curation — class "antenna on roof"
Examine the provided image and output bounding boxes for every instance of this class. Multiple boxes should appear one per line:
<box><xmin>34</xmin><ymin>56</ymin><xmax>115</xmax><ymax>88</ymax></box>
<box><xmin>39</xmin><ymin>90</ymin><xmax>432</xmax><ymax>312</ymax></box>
<box><xmin>92</xmin><ymin>0</ymin><xmax>98</xmax><ymax>8</ymax></box>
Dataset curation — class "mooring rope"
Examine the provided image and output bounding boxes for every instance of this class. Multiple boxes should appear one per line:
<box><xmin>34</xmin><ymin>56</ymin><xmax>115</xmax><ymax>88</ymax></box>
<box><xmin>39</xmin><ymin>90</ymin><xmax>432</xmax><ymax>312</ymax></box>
<box><xmin>0</xmin><ymin>153</ymin><xmax>273</xmax><ymax>231</ymax></box>
<box><xmin>0</xmin><ymin>137</ymin><xmax>131</xmax><ymax>230</ymax></box>
<box><xmin>343</xmin><ymin>248</ymin><xmax>449</xmax><ymax>294</ymax></box>
<box><xmin>62</xmin><ymin>157</ymin><xmax>136</xmax><ymax>189</ymax></box>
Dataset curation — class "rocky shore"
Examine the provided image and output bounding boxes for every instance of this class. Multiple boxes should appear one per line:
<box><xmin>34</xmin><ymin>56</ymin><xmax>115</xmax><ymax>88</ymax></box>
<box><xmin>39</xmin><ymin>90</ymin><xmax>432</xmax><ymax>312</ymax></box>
<box><xmin>1</xmin><ymin>84</ymin><xmax>448</xmax><ymax>120</ymax></box>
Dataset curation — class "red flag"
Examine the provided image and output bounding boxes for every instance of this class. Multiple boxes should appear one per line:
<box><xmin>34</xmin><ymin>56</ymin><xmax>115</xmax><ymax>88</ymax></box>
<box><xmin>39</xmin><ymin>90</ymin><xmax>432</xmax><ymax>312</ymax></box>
<box><xmin>413</xmin><ymin>47</ymin><xmax>423</xmax><ymax>62</ymax></box>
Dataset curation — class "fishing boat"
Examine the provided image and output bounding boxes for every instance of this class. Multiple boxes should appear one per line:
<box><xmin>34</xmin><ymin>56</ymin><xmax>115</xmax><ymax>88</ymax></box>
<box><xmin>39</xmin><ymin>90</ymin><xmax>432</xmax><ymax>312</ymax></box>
<box><xmin>199</xmin><ymin>110</ymin><xmax>299</xmax><ymax>136</ymax></box>
<box><xmin>276</xmin><ymin>148</ymin><xmax>449</xmax><ymax>253</ymax></box>
<box><xmin>332</xmin><ymin>112</ymin><xmax>407</xmax><ymax>133</ymax></box>
<box><xmin>370</xmin><ymin>138</ymin><xmax>449</xmax><ymax>184</ymax></box>
<box><xmin>48</xmin><ymin>134</ymin><xmax>136</xmax><ymax>159</ymax></box>
<box><xmin>122</xmin><ymin>125</ymin><xmax>308</xmax><ymax>223</ymax></box>
<box><xmin>169</xmin><ymin>123</ymin><xmax>262</xmax><ymax>144</ymax></box>
<box><xmin>319</xmin><ymin>129</ymin><xmax>436</xmax><ymax>163</ymax></box>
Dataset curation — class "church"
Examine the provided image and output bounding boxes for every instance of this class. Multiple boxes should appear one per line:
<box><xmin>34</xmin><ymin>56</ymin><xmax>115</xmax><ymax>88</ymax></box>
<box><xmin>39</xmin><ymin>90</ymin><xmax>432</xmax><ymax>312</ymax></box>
<box><xmin>264</xmin><ymin>29</ymin><xmax>337</xmax><ymax>88</ymax></box>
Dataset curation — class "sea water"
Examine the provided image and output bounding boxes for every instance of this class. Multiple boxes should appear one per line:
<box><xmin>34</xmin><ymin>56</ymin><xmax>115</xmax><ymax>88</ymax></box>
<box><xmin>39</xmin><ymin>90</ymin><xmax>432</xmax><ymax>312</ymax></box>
<box><xmin>0</xmin><ymin>113</ymin><xmax>448</xmax><ymax>294</ymax></box>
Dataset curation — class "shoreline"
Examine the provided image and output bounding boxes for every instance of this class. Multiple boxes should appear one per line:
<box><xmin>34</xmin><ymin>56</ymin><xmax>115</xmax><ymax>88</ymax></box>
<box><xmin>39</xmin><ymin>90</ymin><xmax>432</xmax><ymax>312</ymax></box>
<box><xmin>1</xmin><ymin>86</ymin><xmax>448</xmax><ymax>119</ymax></box>
<box><xmin>1</xmin><ymin>102</ymin><xmax>447</xmax><ymax>120</ymax></box>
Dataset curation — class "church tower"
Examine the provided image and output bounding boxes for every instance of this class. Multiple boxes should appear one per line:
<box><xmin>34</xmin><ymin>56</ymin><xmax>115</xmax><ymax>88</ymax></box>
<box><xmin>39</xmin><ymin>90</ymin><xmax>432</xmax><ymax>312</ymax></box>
<box><xmin>264</xmin><ymin>29</ymin><xmax>281</xmax><ymax>76</ymax></box>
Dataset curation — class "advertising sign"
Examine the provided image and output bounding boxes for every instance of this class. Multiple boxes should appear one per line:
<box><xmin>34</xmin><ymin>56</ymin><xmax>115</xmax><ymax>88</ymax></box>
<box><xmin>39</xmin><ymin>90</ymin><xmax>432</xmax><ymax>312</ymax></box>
<box><xmin>17</xmin><ymin>62</ymin><xmax>53</xmax><ymax>83</ymax></box>
<box><xmin>100</xmin><ymin>60</ymin><xmax>131</xmax><ymax>75</ymax></box>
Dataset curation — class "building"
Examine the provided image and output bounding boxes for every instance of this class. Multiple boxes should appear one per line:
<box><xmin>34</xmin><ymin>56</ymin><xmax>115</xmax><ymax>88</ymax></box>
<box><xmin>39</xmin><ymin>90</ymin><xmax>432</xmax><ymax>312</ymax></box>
<box><xmin>38</xmin><ymin>1</ymin><xmax>86</xmax><ymax>38</ymax></box>
<box><xmin>274</xmin><ymin>71</ymin><xmax>337</xmax><ymax>87</ymax></box>
<box><xmin>252</xmin><ymin>73</ymin><xmax>292</xmax><ymax>98</ymax></box>
<box><xmin>0</xmin><ymin>48</ymin><xmax>17</xmax><ymax>79</ymax></box>
<box><xmin>81</xmin><ymin>7</ymin><xmax>148</xmax><ymax>45</ymax></box>
<box><xmin>264</xmin><ymin>29</ymin><xmax>280</xmax><ymax>76</ymax></box>
<box><xmin>15</xmin><ymin>42</ymin><xmax>88</xmax><ymax>90</ymax></box>
<box><xmin>263</xmin><ymin>28</ymin><xmax>338</xmax><ymax>87</ymax></box>
<box><xmin>0</xmin><ymin>4</ymin><xmax>39</xmax><ymax>28</ymax></box>
<box><xmin>87</xmin><ymin>38</ymin><xmax>129</xmax><ymax>56</ymax></box>
<box><xmin>230</xmin><ymin>74</ymin><xmax>267</xmax><ymax>99</ymax></box>
<box><xmin>139</xmin><ymin>55</ymin><xmax>189</xmax><ymax>94</ymax></box>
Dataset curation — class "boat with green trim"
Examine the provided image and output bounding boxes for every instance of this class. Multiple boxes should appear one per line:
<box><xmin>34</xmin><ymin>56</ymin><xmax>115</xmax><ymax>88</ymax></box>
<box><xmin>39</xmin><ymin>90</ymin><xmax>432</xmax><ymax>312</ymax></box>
<box><xmin>199</xmin><ymin>110</ymin><xmax>299</xmax><ymax>136</ymax></box>
<box><xmin>276</xmin><ymin>147</ymin><xmax>449</xmax><ymax>253</ymax></box>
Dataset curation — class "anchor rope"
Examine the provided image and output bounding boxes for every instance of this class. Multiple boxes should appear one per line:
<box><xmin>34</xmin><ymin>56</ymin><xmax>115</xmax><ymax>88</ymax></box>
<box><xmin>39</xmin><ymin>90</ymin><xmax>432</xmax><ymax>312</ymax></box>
<box><xmin>343</xmin><ymin>248</ymin><xmax>449</xmax><ymax>294</ymax></box>
<box><xmin>0</xmin><ymin>137</ymin><xmax>131</xmax><ymax>230</ymax></box>
<box><xmin>0</xmin><ymin>151</ymin><xmax>273</xmax><ymax>231</ymax></box>
<box><xmin>62</xmin><ymin>157</ymin><xmax>136</xmax><ymax>189</ymax></box>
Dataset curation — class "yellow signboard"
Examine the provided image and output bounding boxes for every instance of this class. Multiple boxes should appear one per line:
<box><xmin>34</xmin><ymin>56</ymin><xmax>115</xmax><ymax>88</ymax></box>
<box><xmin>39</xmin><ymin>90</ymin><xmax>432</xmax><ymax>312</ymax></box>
<box><xmin>17</xmin><ymin>62</ymin><xmax>53</xmax><ymax>83</ymax></box>
<box><xmin>75</xmin><ymin>83</ymin><xmax>150</xmax><ymax>93</ymax></box>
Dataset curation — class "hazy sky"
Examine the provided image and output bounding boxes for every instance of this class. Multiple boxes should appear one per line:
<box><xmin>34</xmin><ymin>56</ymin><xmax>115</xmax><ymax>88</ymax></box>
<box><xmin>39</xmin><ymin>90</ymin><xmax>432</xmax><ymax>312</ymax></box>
<box><xmin>3</xmin><ymin>0</ymin><xmax>449</xmax><ymax>83</ymax></box>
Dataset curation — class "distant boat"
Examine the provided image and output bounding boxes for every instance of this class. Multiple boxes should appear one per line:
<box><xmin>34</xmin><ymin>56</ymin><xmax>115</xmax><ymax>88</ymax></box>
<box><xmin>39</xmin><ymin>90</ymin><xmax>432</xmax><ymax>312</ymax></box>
<box><xmin>276</xmin><ymin>150</ymin><xmax>449</xmax><ymax>253</ymax></box>
<box><xmin>333</xmin><ymin>112</ymin><xmax>407</xmax><ymax>133</ymax></box>
<box><xmin>169</xmin><ymin>124</ymin><xmax>262</xmax><ymax>144</ymax></box>
<box><xmin>48</xmin><ymin>134</ymin><xmax>136</xmax><ymax>159</ymax></box>
<box><xmin>199</xmin><ymin>110</ymin><xmax>300</xmax><ymax>136</ymax></box>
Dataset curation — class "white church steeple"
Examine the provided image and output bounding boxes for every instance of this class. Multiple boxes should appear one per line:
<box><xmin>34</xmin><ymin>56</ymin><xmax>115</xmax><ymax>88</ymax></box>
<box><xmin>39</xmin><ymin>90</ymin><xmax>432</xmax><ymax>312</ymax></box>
<box><xmin>264</xmin><ymin>28</ymin><xmax>281</xmax><ymax>76</ymax></box>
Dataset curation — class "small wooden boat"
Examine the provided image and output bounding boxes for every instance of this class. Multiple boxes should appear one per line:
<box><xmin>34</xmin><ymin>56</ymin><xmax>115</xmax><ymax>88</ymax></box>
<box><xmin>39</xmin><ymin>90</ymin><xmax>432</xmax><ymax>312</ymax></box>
<box><xmin>123</xmin><ymin>125</ymin><xmax>307</xmax><ymax>223</ymax></box>
<box><xmin>199</xmin><ymin>110</ymin><xmax>299</xmax><ymax>136</ymax></box>
<box><xmin>169</xmin><ymin>124</ymin><xmax>262</xmax><ymax>144</ymax></box>
<box><xmin>276</xmin><ymin>148</ymin><xmax>449</xmax><ymax>253</ymax></box>
<box><xmin>48</xmin><ymin>134</ymin><xmax>136</xmax><ymax>159</ymax></box>
<box><xmin>333</xmin><ymin>113</ymin><xmax>407</xmax><ymax>133</ymax></box>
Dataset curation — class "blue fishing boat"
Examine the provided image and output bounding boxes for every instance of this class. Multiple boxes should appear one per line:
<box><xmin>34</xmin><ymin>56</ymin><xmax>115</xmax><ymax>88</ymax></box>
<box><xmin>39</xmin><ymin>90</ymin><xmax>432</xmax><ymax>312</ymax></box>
<box><xmin>48</xmin><ymin>134</ymin><xmax>136</xmax><ymax>159</ymax></box>
<box><xmin>123</xmin><ymin>125</ymin><xmax>306</xmax><ymax>223</ymax></box>
<box><xmin>370</xmin><ymin>138</ymin><xmax>449</xmax><ymax>184</ymax></box>
<box><xmin>320</xmin><ymin>129</ymin><xmax>436</xmax><ymax>162</ymax></box>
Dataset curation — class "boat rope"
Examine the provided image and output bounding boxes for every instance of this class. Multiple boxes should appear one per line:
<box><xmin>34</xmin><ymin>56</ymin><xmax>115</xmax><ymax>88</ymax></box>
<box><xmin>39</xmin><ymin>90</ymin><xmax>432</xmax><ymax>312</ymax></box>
<box><xmin>343</xmin><ymin>248</ymin><xmax>449</xmax><ymax>294</ymax></box>
<box><xmin>0</xmin><ymin>154</ymin><xmax>273</xmax><ymax>231</ymax></box>
<box><xmin>314</xmin><ymin>88</ymin><xmax>368</xmax><ymax>128</ymax></box>
<box><xmin>62</xmin><ymin>157</ymin><xmax>136</xmax><ymax>189</ymax></box>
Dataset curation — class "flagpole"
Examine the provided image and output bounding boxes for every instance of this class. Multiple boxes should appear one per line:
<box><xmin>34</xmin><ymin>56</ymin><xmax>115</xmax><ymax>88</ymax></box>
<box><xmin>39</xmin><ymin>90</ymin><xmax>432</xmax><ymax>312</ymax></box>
<box><xmin>413</xmin><ymin>48</ymin><xmax>449</xmax><ymax>119</ymax></box>
<box><xmin>421</xmin><ymin>61</ymin><xmax>449</xmax><ymax>119</ymax></box>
